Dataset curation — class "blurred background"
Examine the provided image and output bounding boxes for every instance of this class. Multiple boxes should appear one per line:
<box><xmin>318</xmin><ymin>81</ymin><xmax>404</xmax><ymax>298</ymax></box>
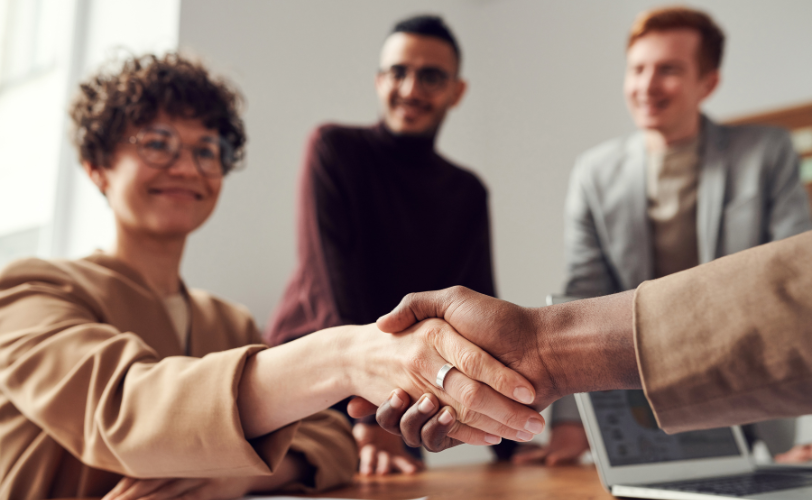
<box><xmin>1</xmin><ymin>0</ymin><xmax>811</xmax><ymax>467</ymax></box>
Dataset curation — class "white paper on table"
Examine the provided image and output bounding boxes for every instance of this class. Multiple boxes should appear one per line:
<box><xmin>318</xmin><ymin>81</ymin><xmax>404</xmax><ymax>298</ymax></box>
<box><xmin>245</xmin><ymin>496</ymin><xmax>428</xmax><ymax>500</ymax></box>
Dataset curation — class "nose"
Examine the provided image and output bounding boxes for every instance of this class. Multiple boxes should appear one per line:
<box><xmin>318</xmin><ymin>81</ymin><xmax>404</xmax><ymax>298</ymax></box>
<box><xmin>398</xmin><ymin>71</ymin><xmax>421</xmax><ymax>98</ymax></box>
<box><xmin>166</xmin><ymin>147</ymin><xmax>200</xmax><ymax>178</ymax></box>
<box><xmin>639</xmin><ymin>67</ymin><xmax>659</xmax><ymax>96</ymax></box>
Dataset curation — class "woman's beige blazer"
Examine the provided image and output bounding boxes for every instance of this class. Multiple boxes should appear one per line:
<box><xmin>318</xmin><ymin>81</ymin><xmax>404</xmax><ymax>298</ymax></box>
<box><xmin>0</xmin><ymin>254</ymin><xmax>356</xmax><ymax>499</ymax></box>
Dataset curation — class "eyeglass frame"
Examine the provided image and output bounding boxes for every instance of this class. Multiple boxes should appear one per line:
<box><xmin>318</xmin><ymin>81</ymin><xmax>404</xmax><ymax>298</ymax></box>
<box><xmin>123</xmin><ymin>124</ymin><xmax>234</xmax><ymax>178</ymax></box>
<box><xmin>377</xmin><ymin>64</ymin><xmax>456</xmax><ymax>94</ymax></box>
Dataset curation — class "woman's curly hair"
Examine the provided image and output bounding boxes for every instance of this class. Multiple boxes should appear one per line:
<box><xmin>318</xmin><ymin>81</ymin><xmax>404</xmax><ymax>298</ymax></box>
<box><xmin>69</xmin><ymin>52</ymin><xmax>246</xmax><ymax>174</ymax></box>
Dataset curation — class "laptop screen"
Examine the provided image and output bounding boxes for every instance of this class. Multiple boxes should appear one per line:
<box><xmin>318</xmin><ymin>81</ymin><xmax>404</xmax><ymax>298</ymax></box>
<box><xmin>590</xmin><ymin>390</ymin><xmax>741</xmax><ymax>466</ymax></box>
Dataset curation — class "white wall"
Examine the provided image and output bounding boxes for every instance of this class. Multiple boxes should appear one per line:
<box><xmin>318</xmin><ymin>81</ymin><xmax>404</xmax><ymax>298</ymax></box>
<box><xmin>177</xmin><ymin>0</ymin><xmax>812</xmax><ymax>319</ymax></box>
<box><xmin>53</xmin><ymin>0</ymin><xmax>181</xmax><ymax>259</ymax></box>
<box><xmin>176</xmin><ymin>0</ymin><xmax>812</xmax><ymax>466</ymax></box>
<box><xmin>0</xmin><ymin>0</ymin><xmax>74</xmax><ymax>262</ymax></box>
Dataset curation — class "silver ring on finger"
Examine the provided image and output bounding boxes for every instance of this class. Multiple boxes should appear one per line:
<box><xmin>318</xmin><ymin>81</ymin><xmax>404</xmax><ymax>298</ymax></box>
<box><xmin>435</xmin><ymin>363</ymin><xmax>456</xmax><ymax>391</ymax></box>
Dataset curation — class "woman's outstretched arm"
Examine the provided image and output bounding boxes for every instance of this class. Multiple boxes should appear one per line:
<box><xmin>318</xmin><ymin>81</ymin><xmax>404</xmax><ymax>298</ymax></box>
<box><xmin>238</xmin><ymin>320</ymin><xmax>545</xmax><ymax>446</ymax></box>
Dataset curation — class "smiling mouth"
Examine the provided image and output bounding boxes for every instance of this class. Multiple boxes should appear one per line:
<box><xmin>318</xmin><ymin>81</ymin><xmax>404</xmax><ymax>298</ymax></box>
<box><xmin>393</xmin><ymin>99</ymin><xmax>432</xmax><ymax>115</ymax></box>
<box><xmin>148</xmin><ymin>188</ymin><xmax>203</xmax><ymax>200</ymax></box>
<box><xmin>637</xmin><ymin>99</ymin><xmax>669</xmax><ymax>113</ymax></box>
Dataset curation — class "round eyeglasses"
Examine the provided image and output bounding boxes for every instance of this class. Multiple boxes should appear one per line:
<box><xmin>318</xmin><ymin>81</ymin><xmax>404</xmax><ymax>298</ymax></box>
<box><xmin>125</xmin><ymin>124</ymin><xmax>233</xmax><ymax>178</ymax></box>
<box><xmin>379</xmin><ymin>64</ymin><xmax>452</xmax><ymax>94</ymax></box>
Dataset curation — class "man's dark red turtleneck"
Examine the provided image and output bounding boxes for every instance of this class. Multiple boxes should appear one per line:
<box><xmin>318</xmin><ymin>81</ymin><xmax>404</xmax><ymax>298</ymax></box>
<box><xmin>265</xmin><ymin>122</ymin><xmax>495</xmax><ymax>344</ymax></box>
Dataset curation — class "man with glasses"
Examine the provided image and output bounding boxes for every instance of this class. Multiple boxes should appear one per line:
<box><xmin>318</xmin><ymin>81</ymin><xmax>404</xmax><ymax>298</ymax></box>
<box><xmin>265</xmin><ymin>15</ymin><xmax>505</xmax><ymax>474</ymax></box>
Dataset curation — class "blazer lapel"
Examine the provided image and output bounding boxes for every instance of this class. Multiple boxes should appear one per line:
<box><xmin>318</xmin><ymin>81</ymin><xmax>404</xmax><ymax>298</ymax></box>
<box><xmin>697</xmin><ymin>117</ymin><xmax>729</xmax><ymax>263</ymax></box>
<box><xmin>609</xmin><ymin>133</ymin><xmax>654</xmax><ymax>289</ymax></box>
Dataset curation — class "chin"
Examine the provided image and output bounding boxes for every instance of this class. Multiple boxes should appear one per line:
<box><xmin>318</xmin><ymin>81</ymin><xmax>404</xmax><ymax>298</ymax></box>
<box><xmin>390</xmin><ymin>121</ymin><xmax>435</xmax><ymax>136</ymax></box>
<box><xmin>634</xmin><ymin>115</ymin><xmax>667</xmax><ymax>131</ymax></box>
<box><xmin>148</xmin><ymin>219</ymin><xmax>205</xmax><ymax>239</ymax></box>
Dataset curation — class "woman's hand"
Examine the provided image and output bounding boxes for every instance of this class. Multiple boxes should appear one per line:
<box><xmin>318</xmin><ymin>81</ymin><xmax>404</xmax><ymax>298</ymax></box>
<box><xmin>353</xmin><ymin>421</ymin><xmax>424</xmax><ymax>475</ymax></box>
<box><xmin>348</xmin><ymin>319</ymin><xmax>545</xmax><ymax>446</ymax></box>
<box><xmin>101</xmin><ymin>476</ymin><xmax>255</xmax><ymax>500</ymax></box>
<box><xmin>238</xmin><ymin>318</ymin><xmax>544</xmax><ymax>446</ymax></box>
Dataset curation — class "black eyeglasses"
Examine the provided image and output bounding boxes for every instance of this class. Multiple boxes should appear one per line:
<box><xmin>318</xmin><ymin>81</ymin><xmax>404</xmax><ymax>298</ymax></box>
<box><xmin>378</xmin><ymin>64</ymin><xmax>452</xmax><ymax>94</ymax></box>
<box><xmin>125</xmin><ymin>124</ymin><xmax>233</xmax><ymax>178</ymax></box>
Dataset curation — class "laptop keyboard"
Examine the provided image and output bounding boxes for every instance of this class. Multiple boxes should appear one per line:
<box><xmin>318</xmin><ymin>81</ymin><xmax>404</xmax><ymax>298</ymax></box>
<box><xmin>648</xmin><ymin>469</ymin><xmax>812</xmax><ymax>497</ymax></box>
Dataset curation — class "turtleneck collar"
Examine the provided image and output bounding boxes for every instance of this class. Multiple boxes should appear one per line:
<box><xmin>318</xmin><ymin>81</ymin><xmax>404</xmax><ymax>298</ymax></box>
<box><xmin>373</xmin><ymin>121</ymin><xmax>437</xmax><ymax>160</ymax></box>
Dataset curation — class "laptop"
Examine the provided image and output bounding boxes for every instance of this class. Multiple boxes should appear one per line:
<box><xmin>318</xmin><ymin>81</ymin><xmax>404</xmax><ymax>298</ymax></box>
<box><xmin>575</xmin><ymin>390</ymin><xmax>812</xmax><ymax>499</ymax></box>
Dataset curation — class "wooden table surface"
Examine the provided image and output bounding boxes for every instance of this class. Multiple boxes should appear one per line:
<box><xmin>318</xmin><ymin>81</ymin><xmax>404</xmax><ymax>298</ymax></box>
<box><xmin>298</xmin><ymin>463</ymin><xmax>616</xmax><ymax>499</ymax></box>
<box><xmin>61</xmin><ymin>464</ymin><xmax>616</xmax><ymax>500</ymax></box>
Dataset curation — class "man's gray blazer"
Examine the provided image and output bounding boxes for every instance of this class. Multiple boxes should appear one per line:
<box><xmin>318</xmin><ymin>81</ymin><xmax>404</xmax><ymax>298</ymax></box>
<box><xmin>556</xmin><ymin>116</ymin><xmax>811</xmax><ymax>452</ymax></box>
<box><xmin>564</xmin><ymin>115</ymin><xmax>812</xmax><ymax>298</ymax></box>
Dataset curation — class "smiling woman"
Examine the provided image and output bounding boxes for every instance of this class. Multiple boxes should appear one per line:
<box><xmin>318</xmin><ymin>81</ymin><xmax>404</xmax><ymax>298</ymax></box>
<box><xmin>0</xmin><ymin>53</ymin><xmax>543</xmax><ymax>500</ymax></box>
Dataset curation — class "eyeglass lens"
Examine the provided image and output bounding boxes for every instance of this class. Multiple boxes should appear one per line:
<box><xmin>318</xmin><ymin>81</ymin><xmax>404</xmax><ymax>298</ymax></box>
<box><xmin>384</xmin><ymin>65</ymin><xmax>450</xmax><ymax>93</ymax></box>
<box><xmin>136</xmin><ymin>126</ymin><xmax>225</xmax><ymax>177</ymax></box>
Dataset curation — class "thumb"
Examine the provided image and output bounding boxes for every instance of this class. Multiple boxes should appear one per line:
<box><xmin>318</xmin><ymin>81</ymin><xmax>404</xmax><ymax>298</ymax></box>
<box><xmin>377</xmin><ymin>287</ymin><xmax>468</xmax><ymax>333</ymax></box>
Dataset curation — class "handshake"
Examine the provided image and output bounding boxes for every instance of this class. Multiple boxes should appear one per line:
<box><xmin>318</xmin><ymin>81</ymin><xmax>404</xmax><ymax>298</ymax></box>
<box><xmin>346</xmin><ymin>286</ymin><xmax>640</xmax><ymax>452</ymax></box>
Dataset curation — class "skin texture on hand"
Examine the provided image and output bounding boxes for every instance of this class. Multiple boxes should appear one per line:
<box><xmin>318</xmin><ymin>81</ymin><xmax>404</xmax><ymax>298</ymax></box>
<box><xmin>238</xmin><ymin>319</ymin><xmax>545</xmax><ymax>447</ymax></box>
<box><xmin>371</xmin><ymin>389</ymin><xmax>462</xmax><ymax>453</ymax></box>
<box><xmin>377</xmin><ymin>286</ymin><xmax>640</xmax><ymax>409</ymax></box>
<box><xmin>510</xmin><ymin>422</ymin><xmax>590</xmax><ymax>466</ymax></box>
<box><xmin>373</xmin><ymin>286</ymin><xmax>640</xmax><ymax>451</ymax></box>
<box><xmin>775</xmin><ymin>444</ymin><xmax>812</xmax><ymax>464</ymax></box>
<box><xmin>353</xmin><ymin>422</ymin><xmax>425</xmax><ymax>475</ymax></box>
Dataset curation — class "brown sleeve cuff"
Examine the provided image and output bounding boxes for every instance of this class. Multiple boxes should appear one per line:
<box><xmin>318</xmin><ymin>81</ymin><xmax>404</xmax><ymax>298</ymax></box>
<box><xmin>633</xmin><ymin>232</ymin><xmax>812</xmax><ymax>434</ymax></box>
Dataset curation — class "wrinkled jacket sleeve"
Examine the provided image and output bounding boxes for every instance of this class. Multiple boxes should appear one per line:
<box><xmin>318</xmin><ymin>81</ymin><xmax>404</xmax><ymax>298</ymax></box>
<box><xmin>248</xmin><ymin>324</ymin><xmax>356</xmax><ymax>491</ymax></box>
<box><xmin>634</xmin><ymin>231</ymin><xmax>812</xmax><ymax>433</ymax></box>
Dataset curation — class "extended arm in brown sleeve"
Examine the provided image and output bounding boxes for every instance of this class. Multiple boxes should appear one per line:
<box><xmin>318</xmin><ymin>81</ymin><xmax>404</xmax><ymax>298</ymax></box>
<box><xmin>0</xmin><ymin>261</ymin><xmax>351</xmax><ymax>482</ymax></box>
<box><xmin>634</xmin><ymin>230</ymin><xmax>812</xmax><ymax>433</ymax></box>
<box><xmin>248</xmin><ymin>316</ymin><xmax>356</xmax><ymax>491</ymax></box>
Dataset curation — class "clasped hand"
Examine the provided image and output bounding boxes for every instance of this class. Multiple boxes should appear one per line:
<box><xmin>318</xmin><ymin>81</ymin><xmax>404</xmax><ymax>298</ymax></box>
<box><xmin>350</xmin><ymin>286</ymin><xmax>561</xmax><ymax>452</ymax></box>
<box><xmin>351</xmin><ymin>318</ymin><xmax>545</xmax><ymax>446</ymax></box>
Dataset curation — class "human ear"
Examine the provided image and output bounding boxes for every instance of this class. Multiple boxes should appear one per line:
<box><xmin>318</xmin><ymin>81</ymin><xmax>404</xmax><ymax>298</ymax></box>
<box><xmin>699</xmin><ymin>69</ymin><xmax>720</xmax><ymax>101</ymax></box>
<box><xmin>82</xmin><ymin>161</ymin><xmax>108</xmax><ymax>195</ymax></box>
<box><xmin>374</xmin><ymin>71</ymin><xmax>389</xmax><ymax>100</ymax></box>
<box><xmin>449</xmin><ymin>79</ymin><xmax>467</xmax><ymax>108</ymax></box>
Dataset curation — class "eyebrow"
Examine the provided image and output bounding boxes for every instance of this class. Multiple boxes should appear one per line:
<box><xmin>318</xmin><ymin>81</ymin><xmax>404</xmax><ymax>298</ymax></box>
<box><xmin>628</xmin><ymin>58</ymin><xmax>689</xmax><ymax>67</ymax></box>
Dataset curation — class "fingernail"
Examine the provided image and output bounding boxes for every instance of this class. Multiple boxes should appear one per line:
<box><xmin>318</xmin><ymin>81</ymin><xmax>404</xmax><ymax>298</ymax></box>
<box><xmin>418</xmin><ymin>396</ymin><xmax>436</xmax><ymax>414</ymax></box>
<box><xmin>390</xmin><ymin>392</ymin><xmax>405</xmax><ymax>410</ymax></box>
<box><xmin>517</xmin><ymin>431</ymin><xmax>533</xmax><ymax>441</ymax></box>
<box><xmin>525</xmin><ymin>418</ymin><xmax>544</xmax><ymax>434</ymax></box>
<box><xmin>484</xmin><ymin>434</ymin><xmax>502</xmax><ymax>445</ymax></box>
<box><xmin>438</xmin><ymin>409</ymin><xmax>453</xmax><ymax>425</ymax></box>
<box><xmin>514</xmin><ymin>386</ymin><xmax>534</xmax><ymax>404</ymax></box>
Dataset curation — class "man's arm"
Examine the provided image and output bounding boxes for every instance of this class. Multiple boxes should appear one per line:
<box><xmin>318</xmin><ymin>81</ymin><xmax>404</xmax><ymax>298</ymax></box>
<box><xmin>764</xmin><ymin>129</ymin><xmax>812</xmax><ymax>240</ymax></box>
<box><xmin>375</xmin><ymin>231</ymin><xmax>812</xmax><ymax>447</ymax></box>
<box><xmin>634</xmin><ymin>230</ymin><xmax>812</xmax><ymax>432</ymax></box>
<box><xmin>377</xmin><ymin>286</ymin><xmax>639</xmax><ymax>411</ymax></box>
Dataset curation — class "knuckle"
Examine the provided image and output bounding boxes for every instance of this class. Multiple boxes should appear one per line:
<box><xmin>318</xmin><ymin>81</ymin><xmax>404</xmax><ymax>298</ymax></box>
<box><xmin>377</xmin><ymin>415</ymin><xmax>399</xmax><ymax>434</ymax></box>
<box><xmin>457</xmin><ymin>382</ymin><xmax>486</xmax><ymax>410</ymax></box>
<box><xmin>422</xmin><ymin>432</ymin><xmax>443</xmax><ymax>452</ymax></box>
<box><xmin>455</xmin><ymin>404</ymin><xmax>475</xmax><ymax>425</ymax></box>
<box><xmin>376</xmin><ymin>407</ymin><xmax>401</xmax><ymax>432</ymax></box>
<box><xmin>402</xmin><ymin>433</ymin><xmax>421</xmax><ymax>448</ymax></box>
<box><xmin>454</xmin><ymin>348</ymin><xmax>481</xmax><ymax>377</ymax></box>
